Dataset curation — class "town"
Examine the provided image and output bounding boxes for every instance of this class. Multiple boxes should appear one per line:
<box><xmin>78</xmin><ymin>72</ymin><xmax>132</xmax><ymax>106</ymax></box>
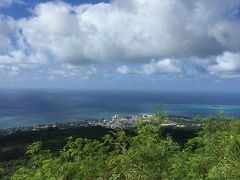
<box><xmin>0</xmin><ymin>114</ymin><xmax>203</xmax><ymax>136</ymax></box>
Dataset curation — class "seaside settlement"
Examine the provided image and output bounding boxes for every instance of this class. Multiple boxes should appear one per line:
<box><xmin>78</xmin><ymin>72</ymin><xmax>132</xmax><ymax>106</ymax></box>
<box><xmin>0</xmin><ymin>114</ymin><xmax>203</xmax><ymax>136</ymax></box>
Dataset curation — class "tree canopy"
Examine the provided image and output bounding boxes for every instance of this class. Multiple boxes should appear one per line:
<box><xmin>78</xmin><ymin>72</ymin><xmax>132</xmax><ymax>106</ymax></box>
<box><xmin>1</xmin><ymin>113</ymin><xmax>240</xmax><ymax>179</ymax></box>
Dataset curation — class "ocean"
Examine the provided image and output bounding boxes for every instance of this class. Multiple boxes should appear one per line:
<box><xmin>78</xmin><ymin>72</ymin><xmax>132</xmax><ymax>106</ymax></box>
<box><xmin>0</xmin><ymin>89</ymin><xmax>240</xmax><ymax>128</ymax></box>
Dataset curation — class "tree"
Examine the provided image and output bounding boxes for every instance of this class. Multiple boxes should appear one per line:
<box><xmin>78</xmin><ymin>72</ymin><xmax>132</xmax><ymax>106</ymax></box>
<box><xmin>11</xmin><ymin>113</ymin><xmax>240</xmax><ymax>179</ymax></box>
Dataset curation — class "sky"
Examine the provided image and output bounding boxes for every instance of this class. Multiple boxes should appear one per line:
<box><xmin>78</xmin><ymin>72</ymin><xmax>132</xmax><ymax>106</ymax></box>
<box><xmin>0</xmin><ymin>0</ymin><xmax>240</xmax><ymax>91</ymax></box>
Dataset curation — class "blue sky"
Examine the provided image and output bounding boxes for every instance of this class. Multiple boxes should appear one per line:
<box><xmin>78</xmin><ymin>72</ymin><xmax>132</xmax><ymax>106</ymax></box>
<box><xmin>0</xmin><ymin>0</ymin><xmax>240</xmax><ymax>91</ymax></box>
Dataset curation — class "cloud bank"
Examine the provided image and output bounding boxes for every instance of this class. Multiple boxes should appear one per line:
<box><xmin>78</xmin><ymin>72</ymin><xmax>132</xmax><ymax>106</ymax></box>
<box><xmin>0</xmin><ymin>0</ymin><xmax>240</xmax><ymax>78</ymax></box>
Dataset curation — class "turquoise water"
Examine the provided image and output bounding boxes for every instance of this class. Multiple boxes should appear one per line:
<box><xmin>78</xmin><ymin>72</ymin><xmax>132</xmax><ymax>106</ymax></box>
<box><xmin>0</xmin><ymin>90</ymin><xmax>240</xmax><ymax>128</ymax></box>
<box><xmin>163</xmin><ymin>104</ymin><xmax>240</xmax><ymax>118</ymax></box>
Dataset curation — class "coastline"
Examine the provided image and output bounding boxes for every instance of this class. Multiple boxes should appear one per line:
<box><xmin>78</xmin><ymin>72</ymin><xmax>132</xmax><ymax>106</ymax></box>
<box><xmin>0</xmin><ymin>114</ymin><xmax>202</xmax><ymax>136</ymax></box>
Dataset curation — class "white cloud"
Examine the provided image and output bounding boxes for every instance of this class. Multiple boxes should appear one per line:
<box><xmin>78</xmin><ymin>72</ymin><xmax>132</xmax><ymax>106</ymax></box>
<box><xmin>0</xmin><ymin>15</ymin><xmax>46</xmax><ymax>76</ymax></box>
<box><xmin>0</xmin><ymin>15</ymin><xmax>15</xmax><ymax>50</ymax></box>
<box><xmin>117</xmin><ymin>58</ymin><xmax>182</xmax><ymax>75</ymax></box>
<box><xmin>50</xmin><ymin>64</ymin><xmax>96</xmax><ymax>79</ymax></box>
<box><xmin>117</xmin><ymin>65</ymin><xmax>131</xmax><ymax>74</ymax></box>
<box><xmin>208</xmin><ymin>52</ymin><xmax>240</xmax><ymax>78</ymax></box>
<box><xmin>17</xmin><ymin>0</ymin><xmax>240</xmax><ymax>64</ymax></box>
<box><xmin>1</xmin><ymin>0</ymin><xmax>240</xmax><ymax>79</ymax></box>
<box><xmin>0</xmin><ymin>49</ymin><xmax>47</xmax><ymax>76</ymax></box>
<box><xmin>141</xmin><ymin>59</ymin><xmax>182</xmax><ymax>75</ymax></box>
<box><xmin>0</xmin><ymin>64</ymin><xmax>20</xmax><ymax>76</ymax></box>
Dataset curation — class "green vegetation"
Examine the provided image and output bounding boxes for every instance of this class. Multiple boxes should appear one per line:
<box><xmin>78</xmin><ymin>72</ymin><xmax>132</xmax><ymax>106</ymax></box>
<box><xmin>1</xmin><ymin>113</ymin><xmax>240</xmax><ymax>179</ymax></box>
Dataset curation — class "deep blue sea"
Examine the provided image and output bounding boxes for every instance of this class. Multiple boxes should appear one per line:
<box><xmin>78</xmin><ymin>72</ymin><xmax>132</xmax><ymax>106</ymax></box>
<box><xmin>0</xmin><ymin>90</ymin><xmax>240</xmax><ymax>128</ymax></box>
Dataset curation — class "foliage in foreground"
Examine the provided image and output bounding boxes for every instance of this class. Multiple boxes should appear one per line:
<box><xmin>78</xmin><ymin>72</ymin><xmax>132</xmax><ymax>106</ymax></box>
<box><xmin>3</xmin><ymin>113</ymin><xmax>240</xmax><ymax>179</ymax></box>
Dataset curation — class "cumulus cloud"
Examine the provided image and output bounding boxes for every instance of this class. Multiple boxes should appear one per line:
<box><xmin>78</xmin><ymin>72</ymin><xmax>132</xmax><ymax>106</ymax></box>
<box><xmin>117</xmin><ymin>58</ymin><xmax>182</xmax><ymax>75</ymax></box>
<box><xmin>50</xmin><ymin>64</ymin><xmax>96</xmax><ymax>79</ymax></box>
<box><xmin>142</xmin><ymin>59</ymin><xmax>182</xmax><ymax>75</ymax></box>
<box><xmin>0</xmin><ymin>14</ymin><xmax>46</xmax><ymax>76</ymax></box>
<box><xmin>1</xmin><ymin>0</ymin><xmax>240</xmax><ymax>79</ymax></box>
<box><xmin>17</xmin><ymin>0</ymin><xmax>240</xmax><ymax>64</ymax></box>
<box><xmin>117</xmin><ymin>65</ymin><xmax>131</xmax><ymax>74</ymax></box>
<box><xmin>208</xmin><ymin>52</ymin><xmax>240</xmax><ymax>78</ymax></box>
<box><xmin>0</xmin><ymin>15</ymin><xmax>15</xmax><ymax>51</ymax></box>
<box><xmin>0</xmin><ymin>15</ymin><xmax>47</xmax><ymax>76</ymax></box>
<box><xmin>0</xmin><ymin>49</ymin><xmax>47</xmax><ymax>76</ymax></box>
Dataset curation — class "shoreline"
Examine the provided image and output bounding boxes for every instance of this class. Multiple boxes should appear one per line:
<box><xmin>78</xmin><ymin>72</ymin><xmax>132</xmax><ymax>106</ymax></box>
<box><xmin>0</xmin><ymin>114</ymin><xmax>203</xmax><ymax>136</ymax></box>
